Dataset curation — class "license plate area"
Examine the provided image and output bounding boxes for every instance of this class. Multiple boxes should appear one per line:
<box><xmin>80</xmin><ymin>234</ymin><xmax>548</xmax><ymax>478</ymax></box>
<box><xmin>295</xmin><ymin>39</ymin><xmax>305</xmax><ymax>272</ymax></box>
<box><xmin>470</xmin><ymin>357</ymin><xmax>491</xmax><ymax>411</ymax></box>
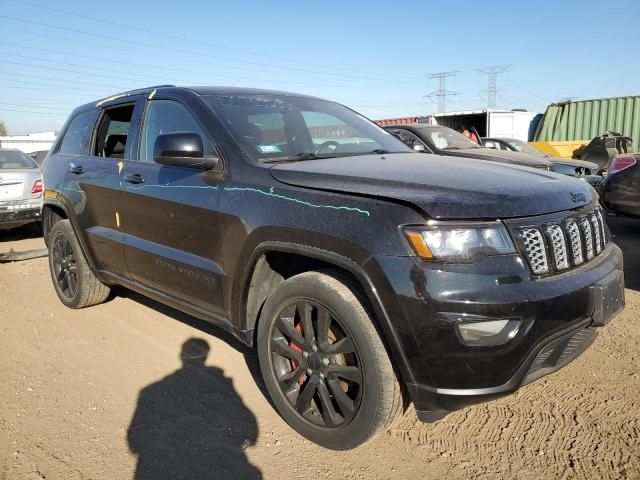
<box><xmin>591</xmin><ymin>270</ymin><xmax>625</xmax><ymax>326</ymax></box>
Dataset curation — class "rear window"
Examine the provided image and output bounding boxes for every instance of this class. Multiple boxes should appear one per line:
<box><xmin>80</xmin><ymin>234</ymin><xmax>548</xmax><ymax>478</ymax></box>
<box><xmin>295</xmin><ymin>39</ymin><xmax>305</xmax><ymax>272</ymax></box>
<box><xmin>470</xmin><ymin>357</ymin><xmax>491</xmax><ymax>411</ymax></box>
<box><xmin>58</xmin><ymin>111</ymin><xmax>95</xmax><ymax>155</ymax></box>
<box><xmin>0</xmin><ymin>150</ymin><xmax>37</xmax><ymax>169</ymax></box>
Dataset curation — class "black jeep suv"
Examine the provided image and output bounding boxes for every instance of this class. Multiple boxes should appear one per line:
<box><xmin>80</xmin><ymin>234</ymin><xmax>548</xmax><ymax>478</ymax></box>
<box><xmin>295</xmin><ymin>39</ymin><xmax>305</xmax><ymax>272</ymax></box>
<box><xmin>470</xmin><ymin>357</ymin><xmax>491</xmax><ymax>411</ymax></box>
<box><xmin>41</xmin><ymin>86</ymin><xmax>625</xmax><ymax>450</ymax></box>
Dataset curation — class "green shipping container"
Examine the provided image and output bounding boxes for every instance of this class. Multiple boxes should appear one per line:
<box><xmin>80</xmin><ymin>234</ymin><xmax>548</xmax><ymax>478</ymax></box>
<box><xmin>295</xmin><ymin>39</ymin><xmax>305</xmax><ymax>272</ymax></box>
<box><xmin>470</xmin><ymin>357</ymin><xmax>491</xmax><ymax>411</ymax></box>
<box><xmin>534</xmin><ymin>96</ymin><xmax>640</xmax><ymax>144</ymax></box>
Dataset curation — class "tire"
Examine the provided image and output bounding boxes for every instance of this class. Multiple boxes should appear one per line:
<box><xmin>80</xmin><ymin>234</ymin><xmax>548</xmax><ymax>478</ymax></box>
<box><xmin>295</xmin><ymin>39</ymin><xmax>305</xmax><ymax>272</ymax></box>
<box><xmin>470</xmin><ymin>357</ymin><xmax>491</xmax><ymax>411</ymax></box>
<box><xmin>48</xmin><ymin>219</ymin><xmax>110</xmax><ymax>308</ymax></box>
<box><xmin>257</xmin><ymin>271</ymin><xmax>402</xmax><ymax>450</ymax></box>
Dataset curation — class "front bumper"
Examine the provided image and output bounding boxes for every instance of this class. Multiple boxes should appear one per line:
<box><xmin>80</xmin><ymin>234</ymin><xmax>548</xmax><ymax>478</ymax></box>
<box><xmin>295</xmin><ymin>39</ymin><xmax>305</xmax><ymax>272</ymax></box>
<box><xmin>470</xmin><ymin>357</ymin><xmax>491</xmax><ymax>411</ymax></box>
<box><xmin>368</xmin><ymin>242</ymin><xmax>624</xmax><ymax>421</ymax></box>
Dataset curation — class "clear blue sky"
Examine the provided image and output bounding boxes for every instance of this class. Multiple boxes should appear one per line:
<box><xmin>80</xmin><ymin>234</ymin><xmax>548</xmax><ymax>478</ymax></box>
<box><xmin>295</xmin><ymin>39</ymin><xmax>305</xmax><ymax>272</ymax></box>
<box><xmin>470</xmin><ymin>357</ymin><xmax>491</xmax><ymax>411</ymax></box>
<box><xmin>1</xmin><ymin>0</ymin><xmax>638</xmax><ymax>134</ymax></box>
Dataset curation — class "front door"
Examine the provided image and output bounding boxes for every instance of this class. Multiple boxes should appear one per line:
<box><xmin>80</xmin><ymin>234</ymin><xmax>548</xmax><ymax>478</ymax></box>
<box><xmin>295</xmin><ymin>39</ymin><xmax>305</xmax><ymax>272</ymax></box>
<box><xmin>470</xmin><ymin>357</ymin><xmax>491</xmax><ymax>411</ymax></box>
<box><xmin>120</xmin><ymin>95</ymin><xmax>225</xmax><ymax>315</ymax></box>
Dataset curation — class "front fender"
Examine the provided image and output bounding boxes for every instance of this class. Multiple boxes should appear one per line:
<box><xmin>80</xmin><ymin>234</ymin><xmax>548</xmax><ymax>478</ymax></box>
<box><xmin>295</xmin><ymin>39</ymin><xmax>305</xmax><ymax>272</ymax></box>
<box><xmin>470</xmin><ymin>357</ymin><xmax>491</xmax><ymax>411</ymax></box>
<box><xmin>234</xmin><ymin>238</ymin><xmax>417</xmax><ymax>387</ymax></box>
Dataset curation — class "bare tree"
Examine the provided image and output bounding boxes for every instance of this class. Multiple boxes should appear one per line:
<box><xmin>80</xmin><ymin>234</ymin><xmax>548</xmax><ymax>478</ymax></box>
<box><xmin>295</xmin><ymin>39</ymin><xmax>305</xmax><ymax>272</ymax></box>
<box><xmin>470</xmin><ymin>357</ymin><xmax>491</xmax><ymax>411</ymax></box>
<box><xmin>0</xmin><ymin>121</ymin><xmax>7</xmax><ymax>136</ymax></box>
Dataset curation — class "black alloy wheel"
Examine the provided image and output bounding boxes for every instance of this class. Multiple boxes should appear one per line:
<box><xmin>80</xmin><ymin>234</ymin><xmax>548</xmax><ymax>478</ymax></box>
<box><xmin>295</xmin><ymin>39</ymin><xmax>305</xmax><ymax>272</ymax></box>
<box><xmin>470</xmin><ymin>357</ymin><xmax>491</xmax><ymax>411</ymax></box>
<box><xmin>51</xmin><ymin>233</ymin><xmax>78</xmax><ymax>298</ymax></box>
<box><xmin>257</xmin><ymin>271</ymin><xmax>403</xmax><ymax>450</ymax></box>
<box><xmin>269</xmin><ymin>299</ymin><xmax>363</xmax><ymax>428</ymax></box>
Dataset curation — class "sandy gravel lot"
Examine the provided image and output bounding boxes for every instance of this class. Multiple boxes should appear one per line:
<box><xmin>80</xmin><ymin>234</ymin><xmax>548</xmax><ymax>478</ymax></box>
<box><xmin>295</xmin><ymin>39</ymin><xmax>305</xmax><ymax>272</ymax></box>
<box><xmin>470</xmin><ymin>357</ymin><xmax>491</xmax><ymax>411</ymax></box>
<box><xmin>1</xmin><ymin>217</ymin><xmax>639</xmax><ymax>480</ymax></box>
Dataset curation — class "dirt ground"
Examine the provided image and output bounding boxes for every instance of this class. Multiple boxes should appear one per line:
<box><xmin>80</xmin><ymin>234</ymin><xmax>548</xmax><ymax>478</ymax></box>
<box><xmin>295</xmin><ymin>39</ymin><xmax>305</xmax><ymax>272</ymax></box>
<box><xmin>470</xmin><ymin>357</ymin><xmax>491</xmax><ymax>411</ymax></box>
<box><xmin>1</xmin><ymin>217</ymin><xmax>639</xmax><ymax>480</ymax></box>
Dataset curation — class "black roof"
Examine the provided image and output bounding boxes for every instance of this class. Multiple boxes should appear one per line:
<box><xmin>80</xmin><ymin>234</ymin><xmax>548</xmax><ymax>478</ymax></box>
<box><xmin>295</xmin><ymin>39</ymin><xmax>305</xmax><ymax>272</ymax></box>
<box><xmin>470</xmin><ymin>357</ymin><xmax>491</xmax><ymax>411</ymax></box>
<box><xmin>185</xmin><ymin>86</ymin><xmax>318</xmax><ymax>99</ymax></box>
<box><xmin>71</xmin><ymin>85</ymin><xmax>321</xmax><ymax>116</ymax></box>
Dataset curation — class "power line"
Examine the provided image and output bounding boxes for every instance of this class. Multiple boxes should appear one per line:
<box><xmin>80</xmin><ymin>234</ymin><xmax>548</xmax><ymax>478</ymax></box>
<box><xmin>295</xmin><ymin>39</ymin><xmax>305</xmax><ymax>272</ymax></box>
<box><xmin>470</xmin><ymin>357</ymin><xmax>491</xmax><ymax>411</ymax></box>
<box><xmin>0</xmin><ymin>108</ymin><xmax>67</xmax><ymax>116</ymax></box>
<box><xmin>9</xmin><ymin>0</ymin><xmax>421</xmax><ymax>82</ymax></box>
<box><xmin>475</xmin><ymin>65</ymin><xmax>510</xmax><ymax>108</ymax></box>
<box><xmin>0</xmin><ymin>70</ymin><xmax>125</xmax><ymax>91</ymax></box>
<box><xmin>0</xmin><ymin>51</ymin><xmax>187</xmax><ymax>84</ymax></box>
<box><xmin>0</xmin><ymin>43</ymin><xmax>417</xmax><ymax>90</ymax></box>
<box><xmin>0</xmin><ymin>81</ymin><xmax>112</xmax><ymax>96</ymax></box>
<box><xmin>0</xmin><ymin>102</ymin><xmax>73</xmax><ymax>110</ymax></box>
<box><xmin>0</xmin><ymin>15</ymin><xmax>424</xmax><ymax>85</ymax></box>
<box><xmin>0</xmin><ymin>58</ymin><xmax>173</xmax><ymax>86</ymax></box>
<box><xmin>2</xmin><ymin>29</ymin><xmax>420</xmax><ymax>88</ymax></box>
<box><xmin>504</xmin><ymin>79</ymin><xmax>552</xmax><ymax>103</ymax></box>
<box><xmin>0</xmin><ymin>41</ymin><xmax>216</xmax><ymax>81</ymax></box>
<box><xmin>425</xmin><ymin>71</ymin><xmax>460</xmax><ymax>113</ymax></box>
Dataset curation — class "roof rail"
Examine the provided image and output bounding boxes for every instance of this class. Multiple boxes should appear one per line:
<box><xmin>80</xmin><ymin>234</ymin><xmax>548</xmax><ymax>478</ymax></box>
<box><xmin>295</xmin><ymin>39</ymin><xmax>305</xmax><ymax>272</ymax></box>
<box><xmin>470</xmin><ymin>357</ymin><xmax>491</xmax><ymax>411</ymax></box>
<box><xmin>124</xmin><ymin>84</ymin><xmax>176</xmax><ymax>95</ymax></box>
<box><xmin>95</xmin><ymin>85</ymin><xmax>176</xmax><ymax>107</ymax></box>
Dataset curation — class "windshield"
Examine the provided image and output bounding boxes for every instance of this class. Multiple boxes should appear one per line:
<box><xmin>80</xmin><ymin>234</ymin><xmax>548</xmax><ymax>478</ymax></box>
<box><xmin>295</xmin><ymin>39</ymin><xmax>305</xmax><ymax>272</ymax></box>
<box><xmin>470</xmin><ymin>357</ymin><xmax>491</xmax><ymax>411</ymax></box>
<box><xmin>418</xmin><ymin>127</ymin><xmax>481</xmax><ymax>150</ymax></box>
<box><xmin>0</xmin><ymin>150</ymin><xmax>38</xmax><ymax>169</ymax></box>
<box><xmin>506</xmin><ymin>139</ymin><xmax>544</xmax><ymax>156</ymax></box>
<box><xmin>203</xmin><ymin>94</ymin><xmax>411</xmax><ymax>161</ymax></box>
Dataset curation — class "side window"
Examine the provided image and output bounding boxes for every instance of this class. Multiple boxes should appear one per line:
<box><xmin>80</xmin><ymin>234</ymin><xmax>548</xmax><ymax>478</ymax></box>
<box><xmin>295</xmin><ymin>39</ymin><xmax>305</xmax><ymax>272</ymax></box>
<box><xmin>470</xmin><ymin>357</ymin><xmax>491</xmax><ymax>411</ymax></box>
<box><xmin>139</xmin><ymin>100</ymin><xmax>210</xmax><ymax>163</ymax></box>
<box><xmin>93</xmin><ymin>104</ymin><xmax>135</xmax><ymax>159</ymax></box>
<box><xmin>58</xmin><ymin>111</ymin><xmax>95</xmax><ymax>155</ymax></box>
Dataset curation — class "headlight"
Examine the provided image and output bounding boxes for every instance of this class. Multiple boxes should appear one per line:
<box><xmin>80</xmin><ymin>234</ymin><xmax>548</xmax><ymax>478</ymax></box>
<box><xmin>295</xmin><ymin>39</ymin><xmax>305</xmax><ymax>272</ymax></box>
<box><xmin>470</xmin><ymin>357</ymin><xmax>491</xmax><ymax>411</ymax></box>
<box><xmin>403</xmin><ymin>223</ymin><xmax>515</xmax><ymax>262</ymax></box>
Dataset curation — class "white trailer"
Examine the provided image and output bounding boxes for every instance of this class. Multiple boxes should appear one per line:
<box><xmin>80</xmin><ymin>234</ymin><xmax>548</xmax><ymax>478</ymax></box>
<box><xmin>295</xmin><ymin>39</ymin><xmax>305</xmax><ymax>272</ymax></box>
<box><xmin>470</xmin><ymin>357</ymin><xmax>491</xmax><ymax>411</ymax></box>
<box><xmin>423</xmin><ymin>109</ymin><xmax>538</xmax><ymax>141</ymax></box>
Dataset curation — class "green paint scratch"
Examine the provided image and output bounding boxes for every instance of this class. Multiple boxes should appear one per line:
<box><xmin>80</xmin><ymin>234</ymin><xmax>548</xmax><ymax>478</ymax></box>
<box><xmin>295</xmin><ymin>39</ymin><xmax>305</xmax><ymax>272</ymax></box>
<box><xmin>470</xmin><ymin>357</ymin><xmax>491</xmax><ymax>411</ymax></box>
<box><xmin>224</xmin><ymin>186</ymin><xmax>370</xmax><ymax>217</ymax></box>
<box><xmin>126</xmin><ymin>184</ymin><xmax>218</xmax><ymax>191</ymax></box>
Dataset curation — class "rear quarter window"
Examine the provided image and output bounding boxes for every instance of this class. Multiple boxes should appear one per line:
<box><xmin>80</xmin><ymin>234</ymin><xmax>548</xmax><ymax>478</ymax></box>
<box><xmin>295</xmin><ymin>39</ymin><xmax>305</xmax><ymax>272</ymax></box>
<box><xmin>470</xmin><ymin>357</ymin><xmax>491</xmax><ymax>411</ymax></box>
<box><xmin>58</xmin><ymin>111</ymin><xmax>96</xmax><ymax>156</ymax></box>
<box><xmin>0</xmin><ymin>150</ymin><xmax>37</xmax><ymax>169</ymax></box>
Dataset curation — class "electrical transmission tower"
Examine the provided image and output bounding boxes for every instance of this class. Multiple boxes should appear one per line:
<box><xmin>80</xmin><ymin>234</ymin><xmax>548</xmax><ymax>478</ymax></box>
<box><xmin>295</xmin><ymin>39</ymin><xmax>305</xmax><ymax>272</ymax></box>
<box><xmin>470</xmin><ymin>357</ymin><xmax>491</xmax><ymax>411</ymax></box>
<box><xmin>425</xmin><ymin>71</ymin><xmax>460</xmax><ymax>113</ymax></box>
<box><xmin>476</xmin><ymin>65</ymin><xmax>510</xmax><ymax>108</ymax></box>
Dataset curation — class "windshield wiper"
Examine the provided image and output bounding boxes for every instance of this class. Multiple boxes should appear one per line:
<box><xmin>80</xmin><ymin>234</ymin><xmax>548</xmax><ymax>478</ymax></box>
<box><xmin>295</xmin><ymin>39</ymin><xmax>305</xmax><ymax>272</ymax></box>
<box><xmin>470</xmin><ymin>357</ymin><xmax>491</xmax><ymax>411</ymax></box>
<box><xmin>367</xmin><ymin>148</ymin><xmax>391</xmax><ymax>154</ymax></box>
<box><xmin>346</xmin><ymin>149</ymin><xmax>409</xmax><ymax>156</ymax></box>
<box><xmin>263</xmin><ymin>152</ymin><xmax>326</xmax><ymax>163</ymax></box>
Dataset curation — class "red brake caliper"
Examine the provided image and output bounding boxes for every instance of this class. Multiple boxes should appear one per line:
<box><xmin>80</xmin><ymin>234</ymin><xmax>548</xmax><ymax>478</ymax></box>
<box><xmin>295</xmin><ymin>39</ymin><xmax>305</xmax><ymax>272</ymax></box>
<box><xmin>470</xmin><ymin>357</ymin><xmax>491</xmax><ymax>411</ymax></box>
<box><xmin>290</xmin><ymin>322</ymin><xmax>305</xmax><ymax>384</ymax></box>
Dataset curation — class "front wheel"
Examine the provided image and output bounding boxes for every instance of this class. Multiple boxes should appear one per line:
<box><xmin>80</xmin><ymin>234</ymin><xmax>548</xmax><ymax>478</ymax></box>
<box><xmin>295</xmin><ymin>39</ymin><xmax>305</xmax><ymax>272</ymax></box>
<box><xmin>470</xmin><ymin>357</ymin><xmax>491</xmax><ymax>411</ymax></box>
<box><xmin>257</xmin><ymin>271</ymin><xmax>402</xmax><ymax>450</ymax></box>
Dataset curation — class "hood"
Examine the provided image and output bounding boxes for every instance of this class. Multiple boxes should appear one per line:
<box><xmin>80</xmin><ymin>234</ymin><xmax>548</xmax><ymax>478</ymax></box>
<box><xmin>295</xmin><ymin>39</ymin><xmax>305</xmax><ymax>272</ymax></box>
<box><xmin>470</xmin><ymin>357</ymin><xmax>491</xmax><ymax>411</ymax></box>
<box><xmin>448</xmin><ymin>147</ymin><xmax>554</xmax><ymax>168</ymax></box>
<box><xmin>270</xmin><ymin>153</ymin><xmax>597</xmax><ymax>219</ymax></box>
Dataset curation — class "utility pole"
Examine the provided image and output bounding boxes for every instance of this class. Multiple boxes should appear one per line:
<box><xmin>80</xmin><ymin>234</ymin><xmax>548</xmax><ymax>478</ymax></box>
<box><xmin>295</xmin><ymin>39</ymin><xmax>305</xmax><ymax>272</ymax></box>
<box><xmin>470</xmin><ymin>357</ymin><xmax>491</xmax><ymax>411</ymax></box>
<box><xmin>476</xmin><ymin>65</ymin><xmax>510</xmax><ymax>108</ymax></box>
<box><xmin>425</xmin><ymin>71</ymin><xmax>460</xmax><ymax>113</ymax></box>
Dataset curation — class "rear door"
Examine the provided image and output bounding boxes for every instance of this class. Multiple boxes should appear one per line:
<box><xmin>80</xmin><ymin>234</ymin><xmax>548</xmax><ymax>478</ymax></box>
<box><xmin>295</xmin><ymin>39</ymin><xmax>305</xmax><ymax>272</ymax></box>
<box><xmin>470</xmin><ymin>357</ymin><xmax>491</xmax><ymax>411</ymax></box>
<box><xmin>119</xmin><ymin>93</ymin><xmax>226</xmax><ymax>314</ymax></box>
<box><xmin>60</xmin><ymin>98</ymin><xmax>144</xmax><ymax>277</ymax></box>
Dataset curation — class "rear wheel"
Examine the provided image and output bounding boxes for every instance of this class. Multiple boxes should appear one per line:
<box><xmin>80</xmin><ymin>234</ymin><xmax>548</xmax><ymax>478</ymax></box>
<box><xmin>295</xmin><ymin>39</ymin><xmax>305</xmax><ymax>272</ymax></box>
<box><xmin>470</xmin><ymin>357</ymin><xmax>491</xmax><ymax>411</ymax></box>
<box><xmin>257</xmin><ymin>271</ymin><xmax>402</xmax><ymax>450</ymax></box>
<box><xmin>48</xmin><ymin>220</ymin><xmax>110</xmax><ymax>308</ymax></box>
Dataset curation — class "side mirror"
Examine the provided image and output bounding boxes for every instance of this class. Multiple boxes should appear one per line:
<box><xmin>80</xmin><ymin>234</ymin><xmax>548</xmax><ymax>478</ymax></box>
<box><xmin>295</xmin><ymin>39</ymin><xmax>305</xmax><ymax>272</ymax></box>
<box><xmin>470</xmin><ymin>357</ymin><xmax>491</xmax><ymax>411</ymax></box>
<box><xmin>413</xmin><ymin>143</ymin><xmax>426</xmax><ymax>152</ymax></box>
<box><xmin>153</xmin><ymin>132</ymin><xmax>219</xmax><ymax>170</ymax></box>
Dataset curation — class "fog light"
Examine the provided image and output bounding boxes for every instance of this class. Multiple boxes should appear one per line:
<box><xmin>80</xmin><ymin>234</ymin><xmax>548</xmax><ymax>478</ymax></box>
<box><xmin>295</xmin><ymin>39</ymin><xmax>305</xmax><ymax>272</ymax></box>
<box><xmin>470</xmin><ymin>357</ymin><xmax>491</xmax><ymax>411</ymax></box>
<box><xmin>456</xmin><ymin>319</ymin><xmax>521</xmax><ymax>346</ymax></box>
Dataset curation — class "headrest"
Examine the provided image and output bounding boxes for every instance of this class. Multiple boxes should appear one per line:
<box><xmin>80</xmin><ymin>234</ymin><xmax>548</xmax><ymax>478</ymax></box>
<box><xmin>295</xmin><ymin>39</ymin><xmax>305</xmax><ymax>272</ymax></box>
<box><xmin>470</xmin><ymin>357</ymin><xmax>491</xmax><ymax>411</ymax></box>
<box><xmin>105</xmin><ymin>134</ymin><xmax>127</xmax><ymax>157</ymax></box>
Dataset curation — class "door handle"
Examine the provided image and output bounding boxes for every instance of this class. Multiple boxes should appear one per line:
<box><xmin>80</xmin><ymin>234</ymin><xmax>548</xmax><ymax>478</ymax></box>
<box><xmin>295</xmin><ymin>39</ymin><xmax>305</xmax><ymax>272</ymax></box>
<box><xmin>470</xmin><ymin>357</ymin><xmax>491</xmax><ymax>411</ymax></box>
<box><xmin>124</xmin><ymin>173</ymin><xmax>145</xmax><ymax>185</ymax></box>
<box><xmin>68</xmin><ymin>164</ymin><xmax>85</xmax><ymax>174</ymax></box>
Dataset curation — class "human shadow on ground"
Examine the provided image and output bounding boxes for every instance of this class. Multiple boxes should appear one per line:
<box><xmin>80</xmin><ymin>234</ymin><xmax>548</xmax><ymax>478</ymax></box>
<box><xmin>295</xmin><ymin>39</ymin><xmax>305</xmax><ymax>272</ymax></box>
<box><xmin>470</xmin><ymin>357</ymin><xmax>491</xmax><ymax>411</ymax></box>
<box><xmin>127</xmin><ymin>337</ymin><xmax>262</xmax><ymax>480</ymax></box>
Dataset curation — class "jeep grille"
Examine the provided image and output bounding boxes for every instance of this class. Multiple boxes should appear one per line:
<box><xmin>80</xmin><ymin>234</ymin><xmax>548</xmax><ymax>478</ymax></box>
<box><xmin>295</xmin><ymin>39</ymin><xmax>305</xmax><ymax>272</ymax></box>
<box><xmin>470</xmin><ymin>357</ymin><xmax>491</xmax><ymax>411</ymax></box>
<box><xmin>514</xmin><ymin>206</ymin><xmax>608</xmax><ymax>276</ymax></box>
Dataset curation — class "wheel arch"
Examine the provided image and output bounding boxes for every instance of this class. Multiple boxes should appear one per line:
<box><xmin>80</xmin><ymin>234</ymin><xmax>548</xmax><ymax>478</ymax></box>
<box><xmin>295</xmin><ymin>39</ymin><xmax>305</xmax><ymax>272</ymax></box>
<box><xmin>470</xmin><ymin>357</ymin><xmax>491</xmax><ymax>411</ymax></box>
<box><xmin>239</xmin><ymin>241</ymin><xmax>416</xmax><ymax>386</ymax></box>
<box><xmin>41</xmin><ymin>200</ymin><xmax>107</xmax><ymax>283</ymax></box>
<box><xmin>42</xmin><ymin>201</ymin><xmax>68</xmax><ymax>244</ymax></box>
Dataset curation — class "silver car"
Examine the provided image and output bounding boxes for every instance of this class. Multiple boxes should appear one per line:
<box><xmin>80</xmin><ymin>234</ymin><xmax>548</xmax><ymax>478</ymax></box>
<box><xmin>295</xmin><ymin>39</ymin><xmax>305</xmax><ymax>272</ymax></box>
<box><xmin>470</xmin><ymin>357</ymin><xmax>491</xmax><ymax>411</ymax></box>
<box><xmin>0</xmin><ymin>149</ymin><xmax>43</xmax><ymax>230</ymax></box>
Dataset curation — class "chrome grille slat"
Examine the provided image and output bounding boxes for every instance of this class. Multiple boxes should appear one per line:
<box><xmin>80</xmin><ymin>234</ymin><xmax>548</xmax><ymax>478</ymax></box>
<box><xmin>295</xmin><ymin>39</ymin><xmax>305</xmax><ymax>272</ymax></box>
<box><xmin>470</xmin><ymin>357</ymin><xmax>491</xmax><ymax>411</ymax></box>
<box><xmin>595</xmin><ymin>209</ymin><xmax>607</xmax><ymax>247</ymax></box>
<box><xmin>517</xmin><ymin>207</ymin><xmax>608</xmax><ymax>276</ymax></box>
<box><xmin>521</xmin><ymin>228</ymin><xmax>549</xmax><ymax>275</ymax></box>
<box><xmin>545</xmin><ymin>224</ymin><xmax>569</xmax><ymax>270</ymax></box>
<box><xmin>590</xmin><ymin>213</ymin><xmax>602</xmax><ymax>254</ymax></box>
<box><xmin>565</xmin><ymin>219</ymin><xmax>584</xmax><ymax>266</ymax></box>
<box><xmin>580</xmin><ymin>217</ymin><xmax>595</xmax><ymax>260</ymax></box>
